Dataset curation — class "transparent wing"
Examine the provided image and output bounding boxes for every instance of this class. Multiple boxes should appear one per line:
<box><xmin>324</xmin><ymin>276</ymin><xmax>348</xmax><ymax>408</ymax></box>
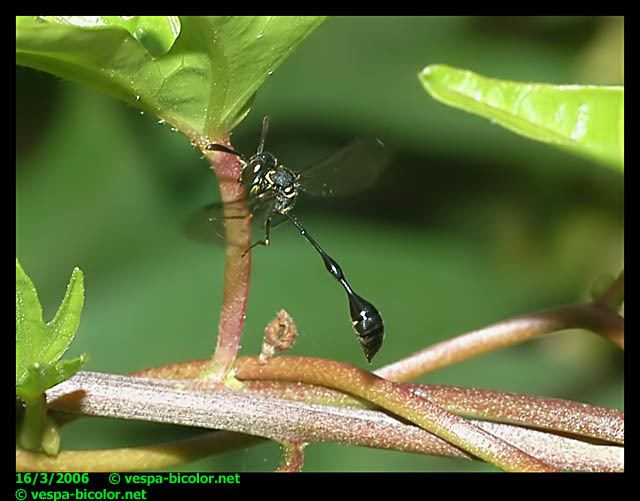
<box><xmin>297</xmin><ymin>138</ymin><xmax>391</xmax><ymax>197</ymax></box>
<box><xmin>184</xmin><ymin>194</ymin><xmax>281</xmax><ymax>246</ymax></box>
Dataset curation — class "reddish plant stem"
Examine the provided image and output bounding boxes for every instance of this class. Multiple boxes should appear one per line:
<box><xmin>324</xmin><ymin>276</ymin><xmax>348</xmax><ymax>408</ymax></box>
<box><xmin>276</xmin><ymin>441</ymin><xmax>307</xmax><ymax>472</ymax></box>
<box><xmin>407</xmin><ymin>384</ymin><xmax>624</xmax><ymax>444</ymax></box>
<box><xmin>41</xmin><ymin>372</ymin><xmax>476</xmax><ymax>469</ymax></box>
<box><xmin>147</xmin><ymin>362</ymin><xmax>548</xmax><ymax>472</ymax></box>
<box><xmin>152</xmin><ymin>301</ymin><xmax>621</xmax><ymax>385</ymax></box>
<box><xmin>134</xmin><ymin>300</ymin><xmax>622</xmax><ymax>392</ymax></box>
<box><xmin>231</xmin><ymin>357</ymin><xmax>557</xmax><ymax>471</ymax></box>
<box><xmin>375</xmin><ymin>303</ymin><xmax>624</xmax><ymax>383</ymax></box>
<box><xmin>239</xmin><ymin>379</ymin><xmax>624</xmax><ymax>445</ymax></box>
<box><xmin>199</xmin><ymin>144</ymin><xmax>252</xmax><ymax>381</ymax></box>
<box><xmin>135</xmin><ymin>358</ymin><xmax>624</xmax><ymax>446</ymax></box>
<box><xmin>36</xmin><ymin>372</ymin><xmax>622</xmax><ymax>472</ymax></box>
<box><xmin>127</xmin><ymin>300</ymin><xmax>623</xmax><ymax>469</ymax></box>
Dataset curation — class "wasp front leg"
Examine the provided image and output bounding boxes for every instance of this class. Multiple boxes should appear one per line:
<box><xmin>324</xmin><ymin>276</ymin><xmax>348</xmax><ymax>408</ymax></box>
<box><xmin>237</xmin><ymin>165</ymin><xmax>248</xmax><ymax>185</ymax></box>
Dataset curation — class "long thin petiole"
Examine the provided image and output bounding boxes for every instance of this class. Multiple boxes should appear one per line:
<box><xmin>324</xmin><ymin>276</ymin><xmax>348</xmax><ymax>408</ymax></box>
<box><xmin>283</xmin><ymin>213</ymin><xmax>352</xmax><ymax>292</ymax></box>
<box><xmin>283</xmin><ymin>212</ymin><xmax>384</xmax><ymax>362</ymax></box>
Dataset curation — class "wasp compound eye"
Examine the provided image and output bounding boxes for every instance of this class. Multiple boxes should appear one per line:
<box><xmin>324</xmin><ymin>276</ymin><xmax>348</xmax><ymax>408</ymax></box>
<box><xmin>256</xmin><ymin>152</ymin><xmax>277</xmax><ymax>169</ymax></box>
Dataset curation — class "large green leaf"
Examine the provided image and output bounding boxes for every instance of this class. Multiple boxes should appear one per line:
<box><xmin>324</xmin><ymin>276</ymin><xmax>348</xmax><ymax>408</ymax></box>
<box><xmin>419</xmin><ymin>65</ymin><xmax>624</xmax><ymax>170</ymax></box>
<box><xmin>16</xmin><ymin>16</ymin><xmax>326</xmax><ymax>138</ymax></box>
<box><xmin>16</xmin><ymin>260</ymin><xmax>87</xmax><ymax>401</ymax></box>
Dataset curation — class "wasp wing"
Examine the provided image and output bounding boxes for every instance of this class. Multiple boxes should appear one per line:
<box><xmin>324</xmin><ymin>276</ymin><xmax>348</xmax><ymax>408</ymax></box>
<box><xmin>297</xmin><ymin>138</ymin><xmax>390</xmax><ymax>198</ymax></box>
<box><xmin>184</xmin><ymin>193</ymin><xmax>282</xmax><ymax>246</ymax></box>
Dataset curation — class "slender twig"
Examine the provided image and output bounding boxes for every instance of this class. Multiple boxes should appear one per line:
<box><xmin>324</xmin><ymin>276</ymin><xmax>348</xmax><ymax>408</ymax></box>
<box><xmin>594</xmin><ymin>270</ymin><xmax>624</xmax><ymax>315</ymax></box>
<box><xmin>375</xmin><ymin>303</ymin><xmax>623</xmax><ymax>382</ymax></box>
<box><xmin>35</xmin><ymin>372</ymin><xmax>622</xmax><ymax>472</ymax></box>
<box><xmin>16</xmin><ymin>431</ymin><xmax>263</xmax><ymax>472</ymax></box>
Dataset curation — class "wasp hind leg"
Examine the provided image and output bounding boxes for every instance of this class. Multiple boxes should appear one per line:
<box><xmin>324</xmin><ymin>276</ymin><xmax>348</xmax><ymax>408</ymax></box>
<box><xmin>242</xmin><ymin>215</ymin><xmax>273</xmax><ymax>257</ymax></box>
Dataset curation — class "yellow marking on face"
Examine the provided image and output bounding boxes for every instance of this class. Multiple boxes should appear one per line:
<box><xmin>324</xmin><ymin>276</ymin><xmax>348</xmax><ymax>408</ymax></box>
<box><xmin>265</xmin><ymin>171</ymin><xmax>274</xmax><ymax>185</ymax></box>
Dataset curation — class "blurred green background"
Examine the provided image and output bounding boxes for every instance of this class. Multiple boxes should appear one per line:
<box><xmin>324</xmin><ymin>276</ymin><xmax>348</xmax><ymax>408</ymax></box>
<box><xmin>16</xmin><ymin>16</ymin><xmax>623</xmax><ymax>472</ymax></box>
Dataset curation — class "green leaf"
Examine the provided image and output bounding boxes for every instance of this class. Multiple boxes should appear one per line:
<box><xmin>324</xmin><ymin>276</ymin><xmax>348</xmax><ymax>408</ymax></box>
<box><xmin>16</xmin><ymin>356</ymin><xmax>88</xmax><ymax>402</ymax></box>
<box><xmin>40</xmin><ymin>16</ymin><xmax>181</xmax><ymax>57</ymax></box>
<box><xmin>590</xmin><ymin>273</ymin><xmax>615</xmax><ymax>301</ymax></box>
<box><xmin>16</xmin><ymin>16</ymin><xmax>326</xmax><ymax>138</ymax></box>
<box><xmin>16</xmin><ymin>260</ymin><xmax>87</xmax><ymax>399</ymax></box>
<box><xmin>16</xmin><ymin>259</ymin><xmax>45</xmax><ymax>383</ymax></box>
<box><xmin>43</xmin><ymin>267</ymin><xmax>84</xmax><ymax>364</ymax></box>
<box><xmin>41</xmin><ymin>415</ymin><xmax>61</xmax><ymax>456</ymax></box>
<box><xmin>419</xmin><ymin>65</ymin><xmax>624</xmax><ymax>170</ymax></box>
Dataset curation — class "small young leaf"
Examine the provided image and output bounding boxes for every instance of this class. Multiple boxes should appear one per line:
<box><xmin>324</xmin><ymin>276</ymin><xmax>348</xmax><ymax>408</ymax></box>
<box><xmin>419</xmin><ymin>65</ymin><xmax>624</xmax><ymax>170</ymax></box>
<box><xmin>16</xmin><ymin>260</ymin><xmax>87</xmax><ymax>396</ymax></box>
<box><xmin>16</xmin><ymin>356</ymin><xmax>88</xmax><ymax>402</ymax></box>
<box><xmin>16</xmin><ymin>16</ymin><xmax>326</xmax><ymax>138</ymax></box>
<box><xmin>16</xmin><ymin>354</ymin><xmax>87</xmax><ymax>453</ymax></box>
<box><xmin>16</xmin><ymin>259</ymin><xmax>46</xmax><ymax>384</ymax></box>
<box><xmin>42</xmin><ymin>267</ymin><xmax>84</xmax><ymax>365</ymax></box>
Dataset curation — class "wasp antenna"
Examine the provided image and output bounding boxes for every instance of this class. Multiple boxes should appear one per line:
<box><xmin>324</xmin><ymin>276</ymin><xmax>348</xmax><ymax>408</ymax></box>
<box><xmin>257</xmin><ymin>116</ymin><xmax>270</xmax><ymax>154</ymax></box>
<box><xmin>206</xmin><ymin>143</ymin><xmax>244</xmax><ymax>159</ymax></box>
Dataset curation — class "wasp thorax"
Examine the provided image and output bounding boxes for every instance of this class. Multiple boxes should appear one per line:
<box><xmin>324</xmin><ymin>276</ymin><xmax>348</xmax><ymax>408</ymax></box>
<box><xmin>272</xmin><ymin>168</ymin><xmax>296</xmax><ymax>190</ymax></box>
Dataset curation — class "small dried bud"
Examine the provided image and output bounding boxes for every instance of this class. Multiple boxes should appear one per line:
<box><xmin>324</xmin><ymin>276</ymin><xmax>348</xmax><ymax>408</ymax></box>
<box><xmin>260</xmin><ymin>309</ymin><xmax>298</xmax><ymax>364</ymax></box>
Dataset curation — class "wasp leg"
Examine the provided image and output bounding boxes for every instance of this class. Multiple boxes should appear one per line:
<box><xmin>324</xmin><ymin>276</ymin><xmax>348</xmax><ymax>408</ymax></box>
<box><xmin>242</xmin><ymin>215</ymin><xmax>272</xmax><ymax>257</ymax></box>
<box><xmin>208</xmin><ymin>215</ymin><xmax>249</xmax><ymax>221</ymax></box>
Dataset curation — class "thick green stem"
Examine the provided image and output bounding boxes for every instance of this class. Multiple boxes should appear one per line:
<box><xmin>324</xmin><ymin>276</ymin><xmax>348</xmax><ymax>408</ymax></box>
<box><xmin>18</xmin><ymin>395</ymin><xmax>46</xmax><ymax>451</ymax></box>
